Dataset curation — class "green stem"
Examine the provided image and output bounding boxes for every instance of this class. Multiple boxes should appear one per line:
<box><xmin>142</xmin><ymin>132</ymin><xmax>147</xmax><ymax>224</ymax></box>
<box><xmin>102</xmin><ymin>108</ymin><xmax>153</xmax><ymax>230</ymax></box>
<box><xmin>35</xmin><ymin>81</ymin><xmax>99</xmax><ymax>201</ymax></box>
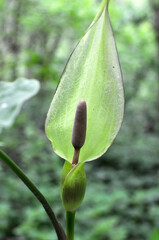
<box><xmin>66</xmin><ymin>211</ymin><xmax>76</xmax><ymax>240</ymax></box>
<box><xmin>0</xmin><ymin>150</ymin><xmax>68</xmax><ymax>240</ymax></box>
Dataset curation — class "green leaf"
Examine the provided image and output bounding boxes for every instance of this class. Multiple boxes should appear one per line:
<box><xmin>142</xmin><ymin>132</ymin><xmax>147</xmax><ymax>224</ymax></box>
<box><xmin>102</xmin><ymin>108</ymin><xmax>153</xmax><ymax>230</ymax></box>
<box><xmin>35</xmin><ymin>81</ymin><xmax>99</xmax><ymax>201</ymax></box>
<box><xmin>149</xmin><ymin>229</ymin><xmax>159</xmax><ymax>240</ymax></box>
<box><xmin>0</xmin><ymin>78</ymin><xmax>40</xmax><ymax>129</ymax></box>
<box><xmin>60</xmin><ymin>160</ymin><xmax>73</xmax><ymax>198</ymax></box>
<box><xmin>46</xmin><ymin>0</ymin><xmax>124</xmax><ymax>162</ymax></box>
<box><xmin>61</xmin><ymin>162</ymin><xmax>86</xmax><ymax>212</ymax></box>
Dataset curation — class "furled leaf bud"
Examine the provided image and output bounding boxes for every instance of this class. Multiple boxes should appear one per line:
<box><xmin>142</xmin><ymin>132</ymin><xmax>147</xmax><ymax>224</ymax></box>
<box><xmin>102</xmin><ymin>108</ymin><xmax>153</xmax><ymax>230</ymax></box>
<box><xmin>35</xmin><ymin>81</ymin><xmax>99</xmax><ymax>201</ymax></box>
<box><xmin>61</xmin><ymin>162</ymin><xmax>86</xmax><ymax>212</ymax></box>
<box><xmin>60</xmin><ymin>161</ymin><xmax>73</xmax><ymax>199</ymax></box>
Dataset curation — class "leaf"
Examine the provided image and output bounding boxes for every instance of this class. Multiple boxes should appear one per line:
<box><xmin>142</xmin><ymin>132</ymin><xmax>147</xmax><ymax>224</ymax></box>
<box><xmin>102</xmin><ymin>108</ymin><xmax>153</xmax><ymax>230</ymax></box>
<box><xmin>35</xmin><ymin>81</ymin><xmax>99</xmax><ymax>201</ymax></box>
<box><xmin>149</xmin><ymin>229</ymin><xmax>159</xmax><ymax>240</ymax></box>
<box><xmin>60</xmin><ymin>160</ymin><xmax>73</xmax><ymax>198</ymax></box>
<box><xmin>61</xmin><ymin>161</ymin><xmax>86</xmax><ymax>212</ymax></box>
<box><xmin>0</xmin><ymin>78</ymin><xmax>40</xmax><ymax>129</ymax></box>
<box><xmin>46</xmin><ymin>0</ymin><xmax>124</xmax><ymax>163</ymax></box>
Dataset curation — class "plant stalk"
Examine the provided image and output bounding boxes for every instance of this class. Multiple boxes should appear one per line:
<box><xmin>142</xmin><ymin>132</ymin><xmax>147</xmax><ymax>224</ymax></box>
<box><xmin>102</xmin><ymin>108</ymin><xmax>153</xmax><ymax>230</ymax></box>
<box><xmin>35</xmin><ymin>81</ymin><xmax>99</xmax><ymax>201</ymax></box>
<box><xmin>0</xmin><ymin>149</ymin><xmax>68</xmax><ymax>240</ymax></box>
<box><xmin>66</xmin><ymin>211</ymin><xmax>76</xmax><ymax>240</ymax></box>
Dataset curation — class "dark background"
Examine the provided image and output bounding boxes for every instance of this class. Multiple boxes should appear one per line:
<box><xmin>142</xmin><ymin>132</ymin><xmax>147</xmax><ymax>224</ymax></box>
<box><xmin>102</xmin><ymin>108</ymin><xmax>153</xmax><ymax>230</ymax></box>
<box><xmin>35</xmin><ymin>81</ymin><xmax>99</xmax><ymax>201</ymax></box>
<box><xmin>0</xmin><ymin>0</ymin><xmax>159</xmax><ymax>239</ymax></box>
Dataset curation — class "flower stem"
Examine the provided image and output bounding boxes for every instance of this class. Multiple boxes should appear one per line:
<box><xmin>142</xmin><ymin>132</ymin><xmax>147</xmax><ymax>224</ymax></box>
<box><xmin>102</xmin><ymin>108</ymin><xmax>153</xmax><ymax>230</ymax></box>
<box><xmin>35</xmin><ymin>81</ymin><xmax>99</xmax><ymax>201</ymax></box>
<box><xmin>0</xmin><ymin>149</ymin><xmax>68</xmax><ymax>240</ymax></box>
<box><xmin>66</xmin><ymin>211</ymin><xmax>76</xmax><ymax>240</ymax></box>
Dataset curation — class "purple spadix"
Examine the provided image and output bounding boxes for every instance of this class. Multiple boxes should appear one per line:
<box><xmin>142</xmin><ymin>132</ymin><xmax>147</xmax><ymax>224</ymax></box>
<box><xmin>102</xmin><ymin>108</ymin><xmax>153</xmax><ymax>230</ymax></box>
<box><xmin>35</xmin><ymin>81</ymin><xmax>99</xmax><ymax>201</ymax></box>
<box><xmin>72</xmin><ymin>100</ymin><xmax>87</xmax><ymax>165</ymax></box>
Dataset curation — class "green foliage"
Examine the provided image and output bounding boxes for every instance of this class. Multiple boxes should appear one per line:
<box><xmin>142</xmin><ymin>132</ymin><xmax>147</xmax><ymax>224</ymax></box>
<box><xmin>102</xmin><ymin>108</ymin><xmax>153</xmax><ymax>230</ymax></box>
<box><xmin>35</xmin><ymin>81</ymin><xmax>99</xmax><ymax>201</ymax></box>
<box><xmin>0</xmin><ymin>78</ymin><xmax>40</xmax><ymax>130</ymax></box>
<box><xmin>61</xmin><ymin>162</ymin><xmax>86</xmax><ymax>212</ymax></box>
<box><xmin>149</xmin><ymin>229</ymin><xmax>159</xmax><ymax>240</ymax></box>
<box><xmin>0</xmin><ymin>0</ymin><xmax>98</xmax><ymax>83</ymax></box>
<box><xmin>0</xmin><ymin>0</ymin><xmax>159</xmax><ymax>239</ymax></box>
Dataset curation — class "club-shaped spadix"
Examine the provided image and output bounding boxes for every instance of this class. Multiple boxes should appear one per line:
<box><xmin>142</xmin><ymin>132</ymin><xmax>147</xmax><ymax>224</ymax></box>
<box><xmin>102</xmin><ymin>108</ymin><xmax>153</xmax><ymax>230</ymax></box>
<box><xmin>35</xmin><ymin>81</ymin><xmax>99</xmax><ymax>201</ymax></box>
<box><xmin>45</xmin><ymin>0</ymin><xmax>124</xmax><ymax>163</ymax></box>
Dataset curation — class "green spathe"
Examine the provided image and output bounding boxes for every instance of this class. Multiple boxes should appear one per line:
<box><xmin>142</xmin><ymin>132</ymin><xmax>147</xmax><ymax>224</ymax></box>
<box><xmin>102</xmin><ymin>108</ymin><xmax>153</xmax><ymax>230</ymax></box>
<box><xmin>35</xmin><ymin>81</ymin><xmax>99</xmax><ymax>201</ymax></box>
<box><xmin>61</xmin><ymin>161</ymin><xmax>86</xmax><ymax>212</ymax></box>
<box><xmin>45</xmin><ymin>0</ymin><xmax>124</xmax><ymax>162</ymax></box>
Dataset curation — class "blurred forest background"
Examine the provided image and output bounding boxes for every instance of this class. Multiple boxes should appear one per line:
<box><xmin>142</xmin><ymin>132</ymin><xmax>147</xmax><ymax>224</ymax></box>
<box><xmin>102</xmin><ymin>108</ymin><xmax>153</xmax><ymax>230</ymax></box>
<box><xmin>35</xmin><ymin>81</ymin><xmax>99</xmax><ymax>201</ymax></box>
<box><xmin>0</xmin><ymin>0</ymin><xmax>159</xmax><ymax>239</ymax></box>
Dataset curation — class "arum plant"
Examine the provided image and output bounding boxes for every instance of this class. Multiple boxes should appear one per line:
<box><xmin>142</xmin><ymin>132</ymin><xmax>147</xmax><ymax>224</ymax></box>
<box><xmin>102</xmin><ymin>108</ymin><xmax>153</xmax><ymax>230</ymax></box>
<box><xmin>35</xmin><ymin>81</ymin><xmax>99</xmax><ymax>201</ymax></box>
<box><xmin>46</xmin><ymin>0</ymin><xmax>124</xmax><ymax>239</ymax></box>
<box><xmin>0</xmin><ymin>0</ymin><xmax>124</xmax><ymax>239</ymax></box>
